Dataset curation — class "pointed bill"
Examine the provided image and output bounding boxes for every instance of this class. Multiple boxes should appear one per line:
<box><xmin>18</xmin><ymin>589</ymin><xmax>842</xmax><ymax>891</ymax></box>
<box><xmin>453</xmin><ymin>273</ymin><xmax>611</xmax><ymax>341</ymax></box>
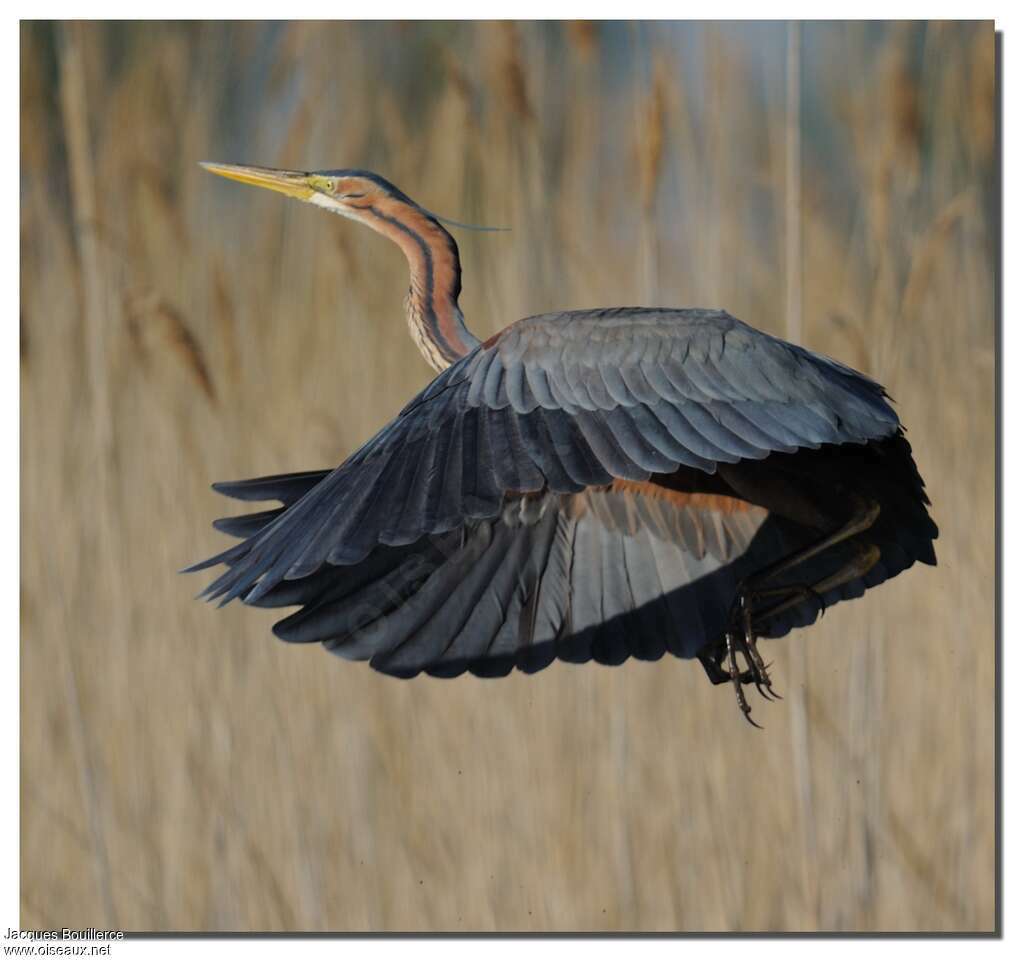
<box><xmin>199</xmin><ymin>162</ymin><xmax>315</xmax><ymax>201</ymax></box>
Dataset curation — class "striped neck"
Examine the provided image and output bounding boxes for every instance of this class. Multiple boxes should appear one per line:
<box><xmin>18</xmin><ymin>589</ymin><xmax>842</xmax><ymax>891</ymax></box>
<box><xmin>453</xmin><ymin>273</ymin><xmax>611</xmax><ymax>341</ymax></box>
<box><xmin>360</xmin><ymin>199</ymin><xmax>480</xmax><ymax>372</ymax></box>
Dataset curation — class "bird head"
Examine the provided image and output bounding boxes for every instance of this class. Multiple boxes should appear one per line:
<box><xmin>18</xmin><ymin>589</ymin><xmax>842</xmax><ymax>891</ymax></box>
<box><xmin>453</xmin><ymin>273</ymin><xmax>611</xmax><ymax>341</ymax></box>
<box><xmin>199</xmin><ymin>162</ymin><xmax>417</xmax><ymax>225</ymax></box>
<box><xmin>199</xmin><ymin>162</ymin><xmax>507</xmax><ymax>237</ymax></box>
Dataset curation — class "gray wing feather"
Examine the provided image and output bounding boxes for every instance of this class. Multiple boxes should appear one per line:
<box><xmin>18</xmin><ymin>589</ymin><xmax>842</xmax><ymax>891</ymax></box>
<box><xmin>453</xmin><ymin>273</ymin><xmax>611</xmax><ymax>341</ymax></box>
<box><xmin>603</xmin><ymin>406</ymin><xmax>679</xmax><ymax>473</ymax></box>
<box><xmin>524</xmin><ymin>361</ymin><xmax>559</xmax><ymax>410</ymax></box>
<box><xmin>620</xmin><ymin>359</ymin><xmax>664</xmax><ymax>406</ymax></box>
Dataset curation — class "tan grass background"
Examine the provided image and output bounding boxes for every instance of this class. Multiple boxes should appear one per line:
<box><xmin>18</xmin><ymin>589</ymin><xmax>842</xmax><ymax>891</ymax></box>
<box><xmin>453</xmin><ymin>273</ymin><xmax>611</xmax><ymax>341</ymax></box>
<box><xmin>20</xmin><ymin>21</ymin><xmax>995</xmax><ymax>932</ymax></box>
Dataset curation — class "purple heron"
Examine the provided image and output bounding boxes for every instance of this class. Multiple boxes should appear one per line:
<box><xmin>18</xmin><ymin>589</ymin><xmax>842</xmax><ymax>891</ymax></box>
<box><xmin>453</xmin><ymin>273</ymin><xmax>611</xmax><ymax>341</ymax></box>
<box><xmin>188</xmin><ymin>163</ymin><xmax>937</xmax><ymax>725</ymax></box>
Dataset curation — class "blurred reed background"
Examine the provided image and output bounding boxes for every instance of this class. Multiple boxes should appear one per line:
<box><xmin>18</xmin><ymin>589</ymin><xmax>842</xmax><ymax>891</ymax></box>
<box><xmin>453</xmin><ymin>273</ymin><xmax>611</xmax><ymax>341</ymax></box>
<box><xmin>20</xmin><ymin>21</ymin><xmax>995</xmax><ymax>932</ymax></box>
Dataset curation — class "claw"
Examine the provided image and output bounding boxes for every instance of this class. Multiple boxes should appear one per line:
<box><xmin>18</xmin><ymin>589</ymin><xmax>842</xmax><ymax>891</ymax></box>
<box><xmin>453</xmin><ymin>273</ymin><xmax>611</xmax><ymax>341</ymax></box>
<box><xmin>701</xmin><ymin>619</ymin><xmax>779</xmax><ymax>724</ymax></box>
<box><xmin>725</xmin><ymin>629</ymin><xmax>762</xmax><ymax>725</ymax></box>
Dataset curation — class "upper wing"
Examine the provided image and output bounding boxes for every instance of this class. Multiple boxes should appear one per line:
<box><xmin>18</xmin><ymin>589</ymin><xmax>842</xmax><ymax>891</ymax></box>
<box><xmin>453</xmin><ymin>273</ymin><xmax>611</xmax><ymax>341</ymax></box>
<box><xmin>192</xmin><ymin>308</ymin><xmax>901</xmax><ymax>605</ymax></box>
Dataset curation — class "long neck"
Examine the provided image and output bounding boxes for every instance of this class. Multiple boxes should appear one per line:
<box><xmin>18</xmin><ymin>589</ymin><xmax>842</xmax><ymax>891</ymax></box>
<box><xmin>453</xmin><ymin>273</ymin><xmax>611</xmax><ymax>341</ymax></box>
<box><xmin>361</xmin><ymin>198</ymin><xmax>479</xmax><ymax>372</ymax></box>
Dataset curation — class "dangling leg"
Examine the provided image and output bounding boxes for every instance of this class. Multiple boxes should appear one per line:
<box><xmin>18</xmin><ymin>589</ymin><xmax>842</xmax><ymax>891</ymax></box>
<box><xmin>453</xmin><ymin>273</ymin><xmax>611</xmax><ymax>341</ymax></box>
<box><xmin>741</xmin><ymin>494</ymin><xmax>880</xmax><ymax>596</ymax></box>
<box><xmin>752</xmin><ymin>541</ymin><xmax>882</xmax><ymax>628</ymax></box>
<box><xmin>722</xmin><ymin>495</ymin><xmax>881</xmax><ymax>692</ymax></box>
<box><xmin>702</xmin><ymin>497</ymin><xmax>883</xmax><ymax>725</ymax></box>
<box><xmin>711</xmin><ymin>540</ymin><xmax>881</xmax><ymax>723</ymax></box>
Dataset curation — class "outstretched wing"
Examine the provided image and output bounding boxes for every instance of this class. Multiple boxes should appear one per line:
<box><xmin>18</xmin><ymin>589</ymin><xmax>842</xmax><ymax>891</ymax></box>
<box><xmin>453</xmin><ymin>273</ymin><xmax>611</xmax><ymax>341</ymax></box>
<box><xmin>200</xmin><ymin>458</ymin><xmax>929</xmax><ymax>679</ymax></box>
<box><xmin>190</xmin><ymin>308</ymin><xmax>901</xmax><ymax>609</ymax></box>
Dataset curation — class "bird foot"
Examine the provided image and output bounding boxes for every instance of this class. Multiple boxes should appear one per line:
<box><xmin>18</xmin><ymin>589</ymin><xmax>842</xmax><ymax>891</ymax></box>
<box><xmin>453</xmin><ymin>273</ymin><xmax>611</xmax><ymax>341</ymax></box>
<box><xmin>698</xmin><ymin>634</ymin><xmax>780</xmax><ymax>729</ymax></box>
<box><xmin>698</xmin><ymin>590</ymin><xmax>787</xmax><ymax>727</ymax></box>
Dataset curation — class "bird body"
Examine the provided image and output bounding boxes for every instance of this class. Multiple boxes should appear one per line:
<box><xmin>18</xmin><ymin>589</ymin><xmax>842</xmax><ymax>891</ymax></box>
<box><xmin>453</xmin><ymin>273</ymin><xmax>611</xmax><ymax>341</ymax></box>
<box><xmin>190</xmin><ymin>163</ymin><xmax>937</xmax><ymax>722</ymax></box>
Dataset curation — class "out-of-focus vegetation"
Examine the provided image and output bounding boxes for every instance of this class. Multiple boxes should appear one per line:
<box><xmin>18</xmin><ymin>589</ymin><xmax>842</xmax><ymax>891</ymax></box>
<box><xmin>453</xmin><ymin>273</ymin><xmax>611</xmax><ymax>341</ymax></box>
<box><xmin>20</xmin><ymin>21</ymin><xmax>994</xmax><ymax>932</ymax></box>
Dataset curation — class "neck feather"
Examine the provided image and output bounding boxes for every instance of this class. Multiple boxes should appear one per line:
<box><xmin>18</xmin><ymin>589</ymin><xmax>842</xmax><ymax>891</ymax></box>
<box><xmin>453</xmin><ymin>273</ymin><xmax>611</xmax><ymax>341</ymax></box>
<box><xmin>361</xmin><ymin>199</ymin><xmax>479</xmax><ymax>372</ymax></box>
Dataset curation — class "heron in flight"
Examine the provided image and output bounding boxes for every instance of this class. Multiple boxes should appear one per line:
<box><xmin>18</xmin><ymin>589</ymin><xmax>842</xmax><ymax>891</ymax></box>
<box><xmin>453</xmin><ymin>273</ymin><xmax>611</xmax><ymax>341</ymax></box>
<box><xmin>188</xmin><ymin>162</ymin><xmax>937</xmax><ymax>725</ymax></box>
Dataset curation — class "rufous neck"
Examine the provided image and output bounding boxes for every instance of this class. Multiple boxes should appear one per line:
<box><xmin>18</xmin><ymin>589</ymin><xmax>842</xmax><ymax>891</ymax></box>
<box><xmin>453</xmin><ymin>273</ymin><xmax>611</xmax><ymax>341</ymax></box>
<box><xmin>360</xmin><ymin>199</ymin><xmax>479</xmax><ymax>372</ymax></box>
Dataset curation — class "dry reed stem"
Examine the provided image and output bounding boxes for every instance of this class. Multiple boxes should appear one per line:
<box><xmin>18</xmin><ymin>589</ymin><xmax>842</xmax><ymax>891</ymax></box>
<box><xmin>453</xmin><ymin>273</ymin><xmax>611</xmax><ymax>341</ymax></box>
<box><xmin>55</xmin><ymin>22</ymin><xmax>119</xmax><ymax>929</ymax></box>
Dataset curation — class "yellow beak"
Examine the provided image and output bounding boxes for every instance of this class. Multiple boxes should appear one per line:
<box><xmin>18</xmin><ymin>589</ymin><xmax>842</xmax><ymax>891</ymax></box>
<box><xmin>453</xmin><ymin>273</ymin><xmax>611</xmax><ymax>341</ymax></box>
<box><xmin>199</xmin><ymin>161</ymin><xmax>315</xmax><ymax>201</ymax></box>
